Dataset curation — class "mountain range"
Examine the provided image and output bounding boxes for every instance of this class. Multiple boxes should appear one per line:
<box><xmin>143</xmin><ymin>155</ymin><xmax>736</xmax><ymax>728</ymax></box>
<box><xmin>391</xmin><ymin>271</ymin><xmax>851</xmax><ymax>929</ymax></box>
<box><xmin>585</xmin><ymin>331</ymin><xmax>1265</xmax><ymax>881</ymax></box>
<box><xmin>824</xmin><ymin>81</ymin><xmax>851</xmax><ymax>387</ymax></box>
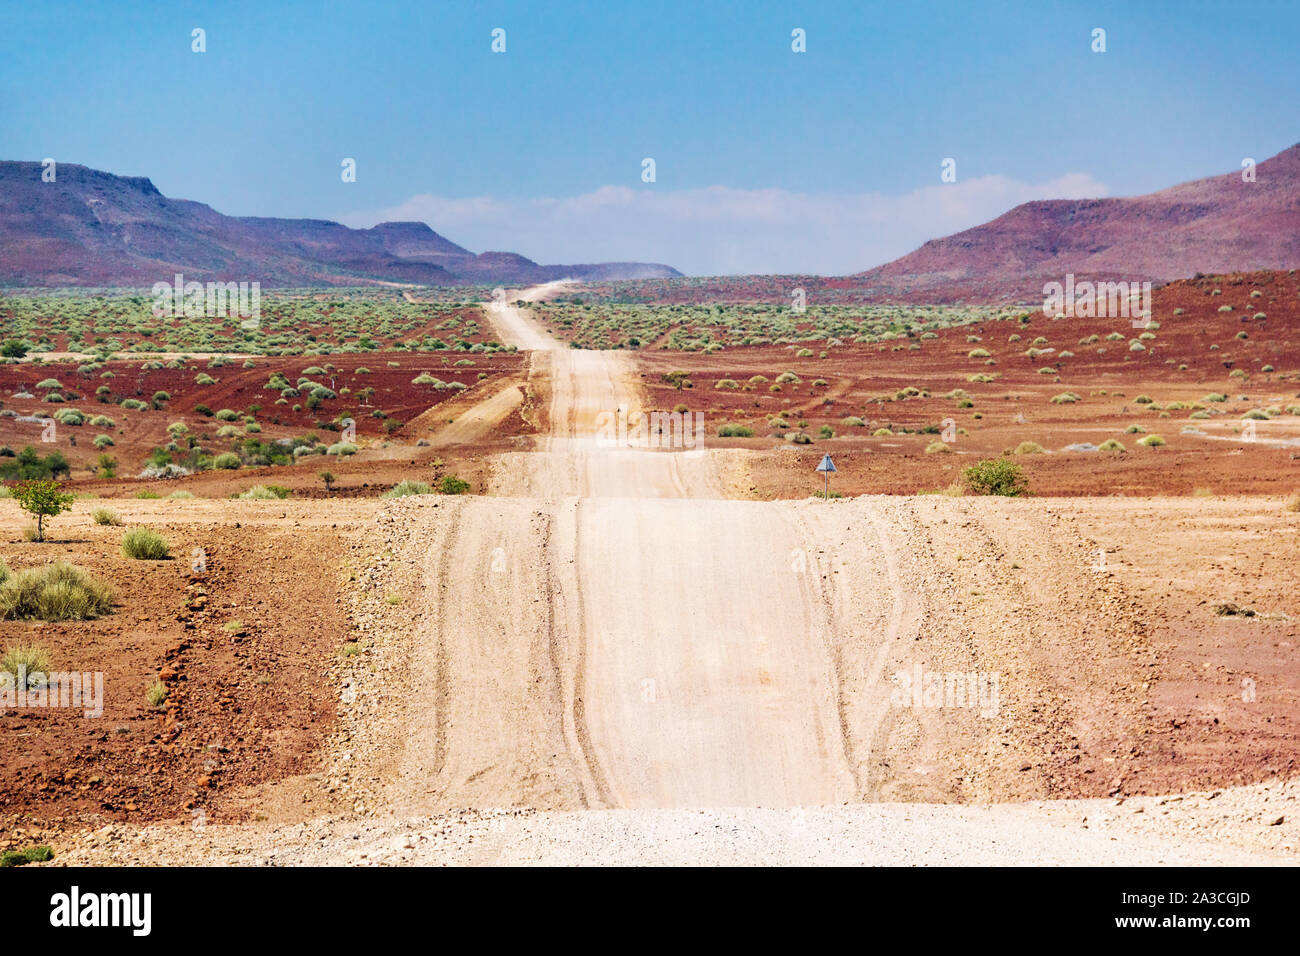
<box><xmin>0</xmin><ymin>161</ymin><xmax>680</xmax><ymax>288</ymax></box>
<box><xmin>3</xmin><ymin>146</ymin><xmax>1299</xmax><ymax>298</ymax></box>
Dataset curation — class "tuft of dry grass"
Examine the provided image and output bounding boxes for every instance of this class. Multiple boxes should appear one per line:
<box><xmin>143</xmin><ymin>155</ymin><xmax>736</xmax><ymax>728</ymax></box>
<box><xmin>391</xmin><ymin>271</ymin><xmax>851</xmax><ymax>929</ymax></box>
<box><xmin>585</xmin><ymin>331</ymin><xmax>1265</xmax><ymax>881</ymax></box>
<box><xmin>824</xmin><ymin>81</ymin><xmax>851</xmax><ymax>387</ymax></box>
<box><xmin>145</xmin><ymin>679</ymin><xmax>167</xmax><ymax>708</ymax></box>
<box><xmin>2</xmin><ymin>642</ymin><xmax>52</xmax><ymax>685</ymax></box>
<box><xmin>91</xmin><ymin>507</ymin><xmax>122</xmax><ymax>526</ymax></box>
<box><xmin>121</xmin><ymin>527</ymin><xmax>171</xmax><ymax>560</ymax></box>
<box><xmin>0</xmin><ymin>562</ymin><xmax>116</xmax><ymax>621</ymax></box>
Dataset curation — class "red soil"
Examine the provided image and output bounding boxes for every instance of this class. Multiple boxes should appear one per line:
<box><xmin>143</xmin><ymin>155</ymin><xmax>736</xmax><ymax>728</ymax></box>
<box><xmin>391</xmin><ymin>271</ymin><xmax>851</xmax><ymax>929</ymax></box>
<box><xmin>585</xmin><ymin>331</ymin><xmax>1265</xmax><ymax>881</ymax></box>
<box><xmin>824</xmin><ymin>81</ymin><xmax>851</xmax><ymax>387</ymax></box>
<box><xmin>639</xmin><ymin>270</ymin><xmax>1300</xmax><ymax>497</ymax></box>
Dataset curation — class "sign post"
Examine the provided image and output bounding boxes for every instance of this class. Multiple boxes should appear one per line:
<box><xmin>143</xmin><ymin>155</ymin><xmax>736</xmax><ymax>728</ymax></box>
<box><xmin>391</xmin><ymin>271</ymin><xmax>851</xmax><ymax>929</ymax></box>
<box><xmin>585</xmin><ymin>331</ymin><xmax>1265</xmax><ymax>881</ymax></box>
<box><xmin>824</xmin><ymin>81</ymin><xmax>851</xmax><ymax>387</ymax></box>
<box><xmin>815</xmin><ymin>453</ymin><xmax>836</xmax><ymax>499</ymax></box>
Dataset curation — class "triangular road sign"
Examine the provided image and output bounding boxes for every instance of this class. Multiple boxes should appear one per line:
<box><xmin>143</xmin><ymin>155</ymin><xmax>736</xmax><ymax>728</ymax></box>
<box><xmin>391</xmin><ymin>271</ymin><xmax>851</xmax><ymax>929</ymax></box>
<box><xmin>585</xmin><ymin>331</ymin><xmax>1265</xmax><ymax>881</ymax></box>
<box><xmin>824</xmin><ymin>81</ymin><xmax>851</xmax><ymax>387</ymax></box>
<box><xmin>815</xmin><ymin>454</ymin><xmax>836</xmax><ymax>473</ymax></box>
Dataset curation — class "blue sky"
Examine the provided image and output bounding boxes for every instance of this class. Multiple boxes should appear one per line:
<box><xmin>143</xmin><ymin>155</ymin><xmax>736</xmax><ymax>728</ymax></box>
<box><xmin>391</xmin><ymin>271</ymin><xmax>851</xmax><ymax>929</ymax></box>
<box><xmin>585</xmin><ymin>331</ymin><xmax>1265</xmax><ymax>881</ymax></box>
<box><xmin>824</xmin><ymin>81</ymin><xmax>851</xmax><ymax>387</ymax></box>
<box><xmin>1</xmin><ymin>0</ymin><xmax>1297</xmax><ymax>274</ymax></box>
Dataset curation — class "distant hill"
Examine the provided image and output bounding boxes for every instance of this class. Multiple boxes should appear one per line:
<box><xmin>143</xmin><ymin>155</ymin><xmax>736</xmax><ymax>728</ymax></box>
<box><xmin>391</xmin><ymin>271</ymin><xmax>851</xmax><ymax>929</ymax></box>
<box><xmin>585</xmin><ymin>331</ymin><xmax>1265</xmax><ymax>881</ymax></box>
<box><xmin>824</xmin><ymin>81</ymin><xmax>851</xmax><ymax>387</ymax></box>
<box><xmin>853</xmin><ymin>144</ymin><xmax>1300</xmax><ymax>302</ymax></box>
<box><xmin>0</xmin><ymin>162</ymin><xmax>681</xmax><ymax>287</ymax></box>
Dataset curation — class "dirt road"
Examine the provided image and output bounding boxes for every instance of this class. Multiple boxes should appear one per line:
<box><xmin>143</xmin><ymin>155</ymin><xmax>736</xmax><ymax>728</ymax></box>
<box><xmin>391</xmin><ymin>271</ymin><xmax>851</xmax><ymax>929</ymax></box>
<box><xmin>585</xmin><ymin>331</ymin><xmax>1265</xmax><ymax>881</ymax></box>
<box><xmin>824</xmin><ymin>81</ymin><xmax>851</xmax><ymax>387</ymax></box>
<box><xmin>411</xmin><ymin>380</ymin><xmax>524</xmax><ymax>449</ymax></box>
<box><xmin>405</xmin><ymin>289</ymin><xmax>862</xmax><ymax>808</ymax></box>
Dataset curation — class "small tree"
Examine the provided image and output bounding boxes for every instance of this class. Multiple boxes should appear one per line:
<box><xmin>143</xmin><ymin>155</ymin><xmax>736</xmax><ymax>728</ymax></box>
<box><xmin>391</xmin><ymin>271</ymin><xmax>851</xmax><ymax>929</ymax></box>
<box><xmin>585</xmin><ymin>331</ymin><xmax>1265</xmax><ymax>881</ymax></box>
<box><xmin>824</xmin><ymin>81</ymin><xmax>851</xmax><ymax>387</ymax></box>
<box><xmin>319</xmin><ymin>470</ymin><xmax>336</xmax><ymax>493</ymax></box>
<box><xmin>663</xmin><ymin>370</ymin><xmax>691</xmax><ymax>391</ymax></box>
<box><xmin>11</xmin><ymin>479</ymin><xmax>76</xmax><ymax>541</ymax></box>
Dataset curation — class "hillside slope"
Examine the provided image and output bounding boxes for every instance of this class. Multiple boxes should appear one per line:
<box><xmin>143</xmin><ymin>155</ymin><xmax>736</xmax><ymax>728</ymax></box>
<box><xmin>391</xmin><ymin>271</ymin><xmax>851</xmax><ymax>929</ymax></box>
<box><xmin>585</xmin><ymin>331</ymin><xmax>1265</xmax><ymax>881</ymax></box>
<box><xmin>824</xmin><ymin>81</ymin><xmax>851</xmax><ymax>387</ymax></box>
<box><xmin>855</xmin><ymin>144</ymin><xmax>1300</xmax><ymax>302</ymax></box>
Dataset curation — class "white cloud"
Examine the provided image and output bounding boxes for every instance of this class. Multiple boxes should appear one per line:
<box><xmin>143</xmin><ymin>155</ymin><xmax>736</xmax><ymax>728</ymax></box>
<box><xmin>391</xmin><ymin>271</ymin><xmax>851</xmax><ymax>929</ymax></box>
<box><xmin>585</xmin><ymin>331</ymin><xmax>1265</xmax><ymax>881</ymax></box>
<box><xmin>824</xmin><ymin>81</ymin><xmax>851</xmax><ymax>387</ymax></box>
<box><xmin>341</xmin><ymin>173</ymin><xmax>1108</xmax><ymax>276</ymax></box>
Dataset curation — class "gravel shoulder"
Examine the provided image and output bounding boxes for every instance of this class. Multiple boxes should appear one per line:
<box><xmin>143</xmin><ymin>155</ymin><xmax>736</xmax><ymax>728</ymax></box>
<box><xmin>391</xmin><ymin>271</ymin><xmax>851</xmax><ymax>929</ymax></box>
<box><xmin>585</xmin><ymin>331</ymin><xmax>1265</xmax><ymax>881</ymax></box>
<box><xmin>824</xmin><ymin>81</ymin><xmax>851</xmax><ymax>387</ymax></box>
<box><xmin>53</xmin><ymin>777</ymin><xmax>1299</xmax><ymax>866</ymax></box>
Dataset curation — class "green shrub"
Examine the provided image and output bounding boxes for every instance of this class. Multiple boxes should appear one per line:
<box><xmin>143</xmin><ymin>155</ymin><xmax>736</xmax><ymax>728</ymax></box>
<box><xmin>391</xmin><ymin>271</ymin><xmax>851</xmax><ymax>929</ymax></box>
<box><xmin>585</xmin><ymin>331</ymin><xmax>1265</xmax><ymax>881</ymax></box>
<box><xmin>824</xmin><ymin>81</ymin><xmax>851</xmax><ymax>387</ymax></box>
<box><xmin>213</xmin><ymin>453</ymin><xmax>241</xmax><ymax>469</ymax></box>
<box><xmin>717</xmin><ymin>424</ymin><xmax>754</xmax><ymax>438</ymax></box>
<box><xmin>963</xmin><ymin>458</ymin><xmax>1029</xmax><ymax>497</ymax></box>
<box><xmin>237</xmin><ymin>485</ymin><xmax>291</xmax><ymax>500</ymax></box>
<box><xmin>0</xmin><ymin>845</ymin><xmax>53</xmax><ymax>867</ymax></box>
<box><xmin>382</xmin><ymin>480</ymin><xmax>434</xmax><ymax>498</ymax></box>
<box><xmin>121</xmin><ymin>527</ymin><xmax>171</xmax><ymax>560</ymax></box>
<box><xmin>1098</xmin><ymin>439</ymin><xmax>1126</xmax><ymax>452</ymax></box>
<box><xmin>439</xmin><ymin>475</ymin><xmax>470</xmax><ymax>495</ymax></box>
